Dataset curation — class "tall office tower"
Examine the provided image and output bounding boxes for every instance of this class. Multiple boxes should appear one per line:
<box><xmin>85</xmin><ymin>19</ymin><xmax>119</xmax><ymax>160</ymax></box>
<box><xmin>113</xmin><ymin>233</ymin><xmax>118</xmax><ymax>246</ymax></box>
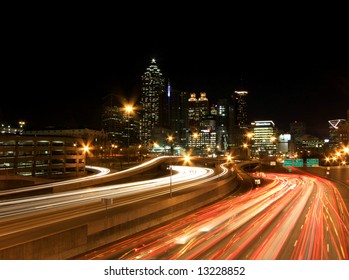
<box><xmin>216</xmin><ymin>98</ymin><xmax>229</xmax><ymax>151</ymax></box>
<box><xmin>233</xmin><ymin>90</ymin><xmax>248</xmax><ymax>128</ymax></box>
<box><xmin>198</xmin><ymin>92</ymin><xmax>209</xmax><ymax>117</ymax></box>
<box><xmin>290</xmin><ymin>121</ymin><xmax>306</xmax><ymax>142</ymax></box>
<box><xmin>231</xmin><ymin>90</ymin><xmax>248</xmax><ymax>147</ymax></box>
<box><xmin>101</xmin><ymin>93</ymin><xmax>123</xmax><ymax>146</ymax></box>
<box><xmin>328</xmin><ymin>119</ymin><xmax>347</xmax><ymax>150</ymax></box>
<box><xmin>122</xmin><ymin>105</ymin><xmax>139</xmax><ymax>147</ymax></box>
<box><xmin>140</xmin><ymin>58</ymin><xmax>166</xmax><ymax>147</ymax></box>
<box><xmin>168</xmin><ymin>82</ymin><xmax>189</xmax><ymax>148</ymax></box>
<box><xmin>188</xmin><ymin>93</ymin><xmax>198</xmax><ymax>130</ymax></box>
<box><xmin>188</xmin><ymin>92</ymin><xmax>209</xmax><ymax>132</ymax></box>
<box><xmin>101</xmin><ymin>94</ymin><xmax>139</xmax><ymax>147</ymax></box>
<box><xmin>187</xmin><ymin>92</ymin><xmax>210</xmax><ymax>153</ymax></box>
<box><xmin>251</xmin><ymin>120</ymin><xmax>277</xmax><ymax>158</ymax></box>
<box><xmin>289</xmin><ymin>120</ymin><xmax>306</xmax><ymax>155</ymax></box>
<box><xmin>180</xmin><ymin>91</ymin><xmax>191</xmax><ymax>147</ymax></box>
<box><xmin>290</xmin><ymin>121</ymin><xmax>307</xmax><ymax>144</ymax></box>
<box><xmin>200</xmin><ymin>114</ymin><xmax>217</xmax><ymax>153</ymax></box>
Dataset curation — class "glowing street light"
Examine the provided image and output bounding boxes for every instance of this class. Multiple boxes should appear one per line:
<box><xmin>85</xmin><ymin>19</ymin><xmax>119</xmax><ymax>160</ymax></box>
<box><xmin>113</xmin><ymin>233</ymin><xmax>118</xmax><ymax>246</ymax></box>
<box><xmin>168</xmin><ymin>136</ymin><xmax>173</xmax><ymax>154</ymax></box>
<box><xmin>83</xmin><ymin>145</ymin><xmax>90</xmax><ymax>168</ymax></box>
<box><xmin>246</xmin><ymin>132</ymin><xmax>254</xmax><ymax>158</ymax></box>
<box><xmin>192</xmin><ymin>132</ymin><xmax>199</xmax><ymax>155</ymax></box>
<box><xmin>207</xmin><ymin>146</ymin><xmax>211</xmax><ymax>157</ymax></box>
<box><xmin>83</xmin><ymin>145</ymin><xmax>89</xmax><ymax>153</ymax></box>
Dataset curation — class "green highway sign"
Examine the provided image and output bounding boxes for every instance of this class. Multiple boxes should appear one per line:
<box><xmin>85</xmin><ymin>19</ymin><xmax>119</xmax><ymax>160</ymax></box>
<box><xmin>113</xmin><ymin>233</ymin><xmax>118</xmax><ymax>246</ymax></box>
<box><xmin>284</xmin><ymin>158</ymin><xmax>318</xmax><ymax>168</ymax></box>
<box><xmin>293</xmin><ymin>159</ymin><xmax>304</xmax><ymax>167</ymax></box>
<box><xmin>306</xmin><ymin>158</ymin><xmax>319</xmax><ymax>167</ymax></box>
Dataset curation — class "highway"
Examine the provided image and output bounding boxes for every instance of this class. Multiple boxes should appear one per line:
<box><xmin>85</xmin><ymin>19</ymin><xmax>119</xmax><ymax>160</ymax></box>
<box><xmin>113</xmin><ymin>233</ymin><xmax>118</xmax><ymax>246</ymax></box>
<box><xmin>0</xmin><ymin>157</ymin><xmax>234</xmax><ymax>253</ymax></box>
<box><xmin>1</xmin><ymin>156</ymin><xmax>348</xmax><ymax>260</ymax></box>
<box><xmin>0</xmin><ymin>156</ymin><xmax>235</xmax><ymax>259</ymax></box>
<box><xmin>0</xmin><ymin>156</ymin><xmax>172</xmax><ymax>196</ymax></box>
<box><xmin>0</xmin><ymin>165</ymin><xmax>220</xmax><ymax>219</ymax></box>
<box><xmin>74</xmin><ymin>171</ymin><xmax>349</xmax><ymax>260</ymax></box>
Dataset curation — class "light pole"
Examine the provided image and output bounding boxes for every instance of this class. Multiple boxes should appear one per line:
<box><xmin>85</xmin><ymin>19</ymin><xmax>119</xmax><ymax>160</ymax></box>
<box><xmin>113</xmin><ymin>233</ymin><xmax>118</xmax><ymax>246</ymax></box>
<box><xmin>83</xmin><ymin>145</ymin><xmax>89</xmax><ymax>172</ymax></box>
<box><xmin>270</xmin><ymin>136</ymin><xmax>277</xmax><ymax>157</ymax></box>
<box><xmin>207</xmin><ymin>146</ymin><xmax>211</xmax><ymax>157</ymax></box>
<box><xmin>125</xmin><ymin>105</ymin><xmax>133</xmax><ymax>166</ymax></box>
<box><xmin>246</xmin><ymin>132</ymin><xmax>253</xmax><ymax>159</ymax></box>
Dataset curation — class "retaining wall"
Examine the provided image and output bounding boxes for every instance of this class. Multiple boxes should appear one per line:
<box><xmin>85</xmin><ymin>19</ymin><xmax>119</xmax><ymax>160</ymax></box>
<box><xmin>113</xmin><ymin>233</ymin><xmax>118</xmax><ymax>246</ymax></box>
<box><xmin>0</xmin><ymin>171</ymin><xmax>238</xmax><ymax>259</ymax></box>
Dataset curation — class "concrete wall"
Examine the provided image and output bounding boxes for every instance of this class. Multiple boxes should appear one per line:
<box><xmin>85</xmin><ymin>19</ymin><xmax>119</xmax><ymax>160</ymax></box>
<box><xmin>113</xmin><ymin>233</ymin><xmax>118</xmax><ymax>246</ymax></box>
<box><xmin>0</xmin><ymin>171</ymin><xmax>238</xmax><ymax>260</ymax></box>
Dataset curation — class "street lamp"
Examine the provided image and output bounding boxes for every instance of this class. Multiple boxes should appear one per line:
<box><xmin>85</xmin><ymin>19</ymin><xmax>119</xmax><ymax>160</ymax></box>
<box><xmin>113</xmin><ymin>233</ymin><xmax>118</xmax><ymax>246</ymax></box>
<box><xmin>111</xmin><ymin>144</ymin><xmax>116</xmax><ymax>157</ymax></box>
<box><xmin>246</xmin><ymin>132</ymin><xmax>253</xmax><ymax>159</ymax></box>
<box><xmin>83</xmin><ymin>145</ymin><xmax>90</xmax><ymax>172</ymax></box>
<box><xmin>242</xmin><ymin>143</ymin><xmax>251</xmax><ymax>172</ymax></box>
<box><xmin>125</xmin><ymin>105</ymin><xmax>133</xmax><ymax>166</ymax></box>
<box><xmin>207</xmin><ymin>146</ymin><xmax>211</xmax><ymax>157</ymax></box>
<box><xmin>83</xmin><ymin>145</ymin><xmax>89</xmax><ymax>157</ymax></box>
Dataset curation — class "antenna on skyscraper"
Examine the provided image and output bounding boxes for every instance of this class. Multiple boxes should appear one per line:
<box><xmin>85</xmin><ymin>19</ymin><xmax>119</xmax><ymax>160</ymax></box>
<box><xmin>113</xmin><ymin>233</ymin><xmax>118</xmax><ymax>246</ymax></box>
<box><xmin>168</xmin><ymin>78</ymin><xmax>171</xmax><ymax>98</ymax></box>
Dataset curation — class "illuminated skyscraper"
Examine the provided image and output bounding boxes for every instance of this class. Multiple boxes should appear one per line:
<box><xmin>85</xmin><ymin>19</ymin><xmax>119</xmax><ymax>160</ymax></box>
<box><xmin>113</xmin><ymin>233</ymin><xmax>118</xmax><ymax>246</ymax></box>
<box><xmin>233</xmin><ymin>90</ymin><xmax>248</xmax><ymax>128</ymax></box>
<box><xmin>216</xmin><ymin>98</ymin><xmax>229</xmax><ymax>151</ymax></box>
<box><xmin>140</xmin><ymin>58</ymin><xmax>166</xmax><ymax>147</ymax></box>
<box><xmin>101</xmin><ymin>94</ymin><xmax>139</xmax><ymax>147</ymax></box>
<box><xmin>101</xmin><ymin>93</ymin><xmax>123</xmax><ymax>146</ymax></box>
<box><xmin>230</xmin><ymin>90</ymin><xmax>248</xmax><ymax>147</ymax></box>
<box><xmin>251</xmin><ymin>120</ymin><xmax>277</xmax><ymax>158</ymax></box>
<box><xmin>188</xmin><ymin>93</ymin><xmax>198</xmax><ymax>130</ymax></box>
<box><xmin>328</xmin><ymin>119</ymin><xmax>347</xmax><ymax>150</ymax></box>
<box><xmin>168</xmin><ymin>83</ymin><xmax>189</xmax><ymax>148</ymax></box>
<box><xmin>187</xmin><ymin>92</ymin><xmax>209</xmax><ymax>132</ymax></box>
<box><xmin>186</xmin><ymin>92</ymin><xmax>210</xmax><ymax>152</ymax></box>
<box><xmin>290</xmin><ymin>121</ymin><xmax>306</xmax><ymax>143</ymax></box>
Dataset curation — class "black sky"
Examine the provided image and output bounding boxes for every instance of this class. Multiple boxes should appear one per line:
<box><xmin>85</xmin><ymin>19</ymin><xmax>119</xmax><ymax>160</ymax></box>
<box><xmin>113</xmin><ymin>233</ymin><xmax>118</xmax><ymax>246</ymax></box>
<box><xmin>1</xmin><ymin>14</ymin><xmax>348</xmax><ymax>138</ymax></box>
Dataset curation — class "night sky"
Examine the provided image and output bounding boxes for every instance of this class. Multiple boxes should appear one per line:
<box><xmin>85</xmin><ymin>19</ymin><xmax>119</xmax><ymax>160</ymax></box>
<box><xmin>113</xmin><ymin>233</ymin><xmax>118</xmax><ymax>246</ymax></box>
<box><xmin>2</xmin><ymin>16</ymin><xmax>348</xmax><ymax>139</ymax></box>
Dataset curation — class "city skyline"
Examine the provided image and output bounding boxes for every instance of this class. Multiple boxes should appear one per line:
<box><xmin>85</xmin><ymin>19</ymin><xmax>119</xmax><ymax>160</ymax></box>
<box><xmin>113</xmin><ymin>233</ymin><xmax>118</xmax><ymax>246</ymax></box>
<box><xmin>2</xmin><ymin>29</ymin><xmax>348</xmax><ymax>138</ymax></box>
<box><xmin>1</xmin><ymin>9</ymin><xmax>349</xmax><ymax>273</ymax></box>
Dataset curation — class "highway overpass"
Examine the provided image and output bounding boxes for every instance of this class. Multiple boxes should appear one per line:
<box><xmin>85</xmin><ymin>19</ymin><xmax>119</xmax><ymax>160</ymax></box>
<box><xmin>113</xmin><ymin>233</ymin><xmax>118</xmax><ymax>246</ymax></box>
<box><xmin>0</xmin><ymin>156</ymin><xmax>240</xmax><ymax>259</ymax></box>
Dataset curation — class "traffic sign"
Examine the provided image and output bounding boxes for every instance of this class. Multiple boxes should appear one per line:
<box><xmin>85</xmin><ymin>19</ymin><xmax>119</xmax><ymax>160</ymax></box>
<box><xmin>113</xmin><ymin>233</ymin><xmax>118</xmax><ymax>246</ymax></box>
<box><xmin>306</xmin><ymin>158</ymin><xmax>319</xmax><ymax>167</ymax></box>
<box><xmin>283</xmin><ymin>159</ymin><xmax>293</xmax><ymax>167</ymax></box>
<box><xmin>293</xmin><ymin>159</ymin><xmax>304</xmax><ymax>167</ymax></box>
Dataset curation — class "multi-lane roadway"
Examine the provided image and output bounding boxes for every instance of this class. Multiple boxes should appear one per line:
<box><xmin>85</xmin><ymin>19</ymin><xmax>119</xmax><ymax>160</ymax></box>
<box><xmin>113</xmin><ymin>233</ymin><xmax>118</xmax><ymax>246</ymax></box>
<box><xmin>0</xmin><ymin>164</ymin><xmax>216</xmax><ymax>218</ymax></box>
<box><xmin>1</xmin><ymin>156</ymin><xmax>348</xmax><ymax>260</ymax></box>
<box><xmin>74</xmin><ymin>171</ymin><xmax>349</xmax><ymax>260</ymax></box>
<box><xmin>0</xmin><ymin>156</ymin><xmax>231</xmax><ymax>256</ymax></box>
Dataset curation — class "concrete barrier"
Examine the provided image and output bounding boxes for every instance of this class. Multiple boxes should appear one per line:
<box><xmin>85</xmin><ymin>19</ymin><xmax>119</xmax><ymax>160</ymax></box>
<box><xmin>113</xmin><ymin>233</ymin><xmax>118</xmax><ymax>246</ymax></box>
<box><xmin>0</xmin><ymin>171</ymin><xmax>238</xmax><ymax>259</ymax></box>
